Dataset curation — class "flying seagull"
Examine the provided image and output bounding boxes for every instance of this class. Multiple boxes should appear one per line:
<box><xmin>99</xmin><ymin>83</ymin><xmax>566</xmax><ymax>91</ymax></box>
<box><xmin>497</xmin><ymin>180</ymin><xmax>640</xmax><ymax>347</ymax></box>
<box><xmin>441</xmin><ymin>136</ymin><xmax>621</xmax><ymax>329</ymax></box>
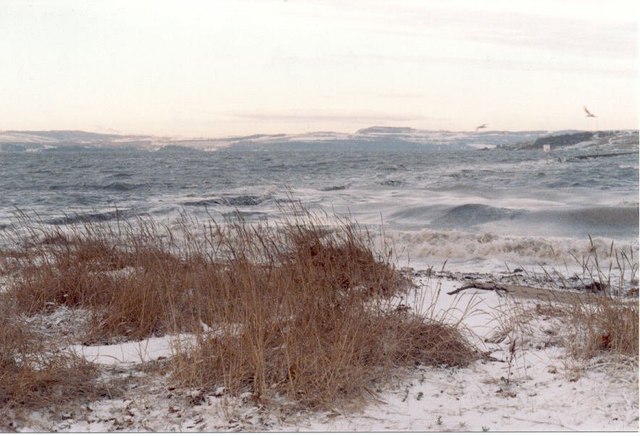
<box><xmin>583</xmin><ymin>106</ymin><xmax>596</xmax><ymax>118</ymax></box>
<box><xmin>475</xmin><ymin>123</ymin><xmax>487</xmax><ymax>131</ymax></box>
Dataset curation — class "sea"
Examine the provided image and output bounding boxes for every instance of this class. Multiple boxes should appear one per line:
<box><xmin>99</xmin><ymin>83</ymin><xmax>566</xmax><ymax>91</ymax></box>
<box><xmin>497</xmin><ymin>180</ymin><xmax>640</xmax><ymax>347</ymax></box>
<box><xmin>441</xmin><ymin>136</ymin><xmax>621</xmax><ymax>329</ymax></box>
<box><xmin>1</xmin><ymin>134</ymin><xmax>638</xmax><ymax>273</ymax></box>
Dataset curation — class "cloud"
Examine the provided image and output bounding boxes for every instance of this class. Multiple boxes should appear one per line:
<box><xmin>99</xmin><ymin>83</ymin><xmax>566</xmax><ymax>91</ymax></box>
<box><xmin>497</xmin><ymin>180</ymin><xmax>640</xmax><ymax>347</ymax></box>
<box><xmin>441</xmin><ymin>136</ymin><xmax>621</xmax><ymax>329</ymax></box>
<box><xmin>227</xmin><ymin>111</ymin><xmax>431</xmax><ymax>124</ymax></box>
<box><xmin>343</xmin><ymin>1</ymin><xmax>638</xmax><ymax>61</ymax></box>
<box><xmin>270</xmin><ymin>50</ymin><xmax>636</xmax><ymax>78</ymax></box>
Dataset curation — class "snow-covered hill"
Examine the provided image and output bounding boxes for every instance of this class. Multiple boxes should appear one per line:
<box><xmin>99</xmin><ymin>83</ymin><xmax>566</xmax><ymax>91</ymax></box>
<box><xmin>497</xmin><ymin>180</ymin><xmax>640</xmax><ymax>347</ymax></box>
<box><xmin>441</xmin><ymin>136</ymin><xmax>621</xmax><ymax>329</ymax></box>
<box><xmin>0</xmin><ymin>128</ymin><xmax>636</xmax><ymax>152</ymax></box>
<box><xmin>502</xmin><ymin>130</ymin><xmax>639</xmax><ymax>152</ymax></box>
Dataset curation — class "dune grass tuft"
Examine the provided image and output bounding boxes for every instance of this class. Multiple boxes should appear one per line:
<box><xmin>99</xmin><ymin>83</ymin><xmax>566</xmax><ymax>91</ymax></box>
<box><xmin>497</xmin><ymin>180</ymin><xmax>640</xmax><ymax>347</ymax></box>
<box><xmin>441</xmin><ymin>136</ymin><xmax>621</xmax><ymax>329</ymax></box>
<box><xmin>1</xmin><ymin>207</ymin><xmax>477</xmax><ymax>410</ymax></box>
<box><xmin>563</xmin><ymin>293</ymin><xmax>638</xmax><ymax>360</ymax></box>
<box><xmin>0</xmin><ymin>304</ymin><xmax>102</xmax><ymax>412</ymax></box>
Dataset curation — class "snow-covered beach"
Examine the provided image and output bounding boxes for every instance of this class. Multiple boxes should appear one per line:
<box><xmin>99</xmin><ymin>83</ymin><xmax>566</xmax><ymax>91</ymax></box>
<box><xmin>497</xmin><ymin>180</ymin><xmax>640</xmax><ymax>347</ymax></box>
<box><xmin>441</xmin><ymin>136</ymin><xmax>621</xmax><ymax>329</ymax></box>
<box><xmin>9</xmin><ymin>270</ymin><xmax>638</xmax><ymax>432</ymax></box>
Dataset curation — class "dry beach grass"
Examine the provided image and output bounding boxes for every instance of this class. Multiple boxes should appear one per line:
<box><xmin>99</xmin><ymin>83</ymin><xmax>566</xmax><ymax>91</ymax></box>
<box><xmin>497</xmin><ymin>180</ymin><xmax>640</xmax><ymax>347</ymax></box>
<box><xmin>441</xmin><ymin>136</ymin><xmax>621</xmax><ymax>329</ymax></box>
<box><xmin>0</xmin><ymin>301</ymin><xmax>104</xmax><ymax>416</ymax></box>
<box><xmin>563</xmin><ymin>292</ymin><xmax>638</xmax><ymax>360</ymax></box>
<box><xmin>514</xmin><ymin>238</ymin><xmax>639</xmax><ymax>361</ymax></box>
<box><xmin>0</xmin><ymin>207</ymin><xmax>479</xmax><ymax>418</ymax></box>
<box><xmin>0</xmin><ymin>207</ymin><xmax>636</xmax><ymax>430</ymax></box>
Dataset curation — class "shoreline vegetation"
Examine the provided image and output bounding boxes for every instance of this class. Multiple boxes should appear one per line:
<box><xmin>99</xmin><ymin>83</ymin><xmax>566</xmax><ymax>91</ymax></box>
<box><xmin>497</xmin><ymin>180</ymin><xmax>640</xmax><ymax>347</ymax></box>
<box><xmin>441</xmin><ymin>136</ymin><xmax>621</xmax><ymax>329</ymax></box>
<box><xmin>0</xmin><ymin>207</ymin><xmax>637</xmax><ymax>431</ymax></box>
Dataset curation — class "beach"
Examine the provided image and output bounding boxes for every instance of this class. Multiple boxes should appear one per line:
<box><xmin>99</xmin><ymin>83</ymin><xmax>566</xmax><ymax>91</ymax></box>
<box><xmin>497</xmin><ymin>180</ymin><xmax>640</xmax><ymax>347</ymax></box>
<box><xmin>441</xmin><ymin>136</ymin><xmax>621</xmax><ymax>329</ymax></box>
<box><xmin>6</xmin><ymin>268</ymin><xmax>637</xmax><ymax>432</ymax></box>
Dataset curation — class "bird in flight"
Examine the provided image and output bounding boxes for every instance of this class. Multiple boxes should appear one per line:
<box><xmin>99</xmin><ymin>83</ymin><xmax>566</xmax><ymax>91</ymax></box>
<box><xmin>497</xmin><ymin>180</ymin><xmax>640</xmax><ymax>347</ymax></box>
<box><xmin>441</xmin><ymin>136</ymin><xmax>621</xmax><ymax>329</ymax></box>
<box><xmin>475</xmin><ymin>123</ymin><xmax>487</xmax><ymax>131</ymax></box>
<box><xmin>583</xmin><ymin>106</ymin><xmax>596</xmax><ymax>118</ymax></box>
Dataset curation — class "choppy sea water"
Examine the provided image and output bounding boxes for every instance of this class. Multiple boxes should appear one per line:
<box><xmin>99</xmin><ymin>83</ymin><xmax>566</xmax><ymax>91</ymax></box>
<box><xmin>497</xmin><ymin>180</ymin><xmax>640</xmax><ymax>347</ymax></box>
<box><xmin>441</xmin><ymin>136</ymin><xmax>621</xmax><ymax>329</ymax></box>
<box><xmin>1</xmin><ymin>142</ymin><xmax>638</xmax><ymax>272</ymax></box>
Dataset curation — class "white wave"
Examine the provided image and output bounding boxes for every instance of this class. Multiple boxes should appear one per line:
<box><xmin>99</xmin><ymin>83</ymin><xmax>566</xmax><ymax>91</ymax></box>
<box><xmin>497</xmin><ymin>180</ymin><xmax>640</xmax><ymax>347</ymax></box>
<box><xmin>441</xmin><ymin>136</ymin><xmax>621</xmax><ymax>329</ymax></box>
<box><xmin>382</xmin><ymin>228</ymin><xmax>639</xmax><ymax>273</ymax></box>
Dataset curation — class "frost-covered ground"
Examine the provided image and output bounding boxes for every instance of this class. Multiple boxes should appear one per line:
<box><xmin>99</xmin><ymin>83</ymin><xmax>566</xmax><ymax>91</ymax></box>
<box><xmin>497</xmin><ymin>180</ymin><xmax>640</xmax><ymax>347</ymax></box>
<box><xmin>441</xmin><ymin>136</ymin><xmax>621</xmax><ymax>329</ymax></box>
<box><xmin>11</xmin><ymin>273</ymin><xmax>639</xmax><ymax>432</ymax></box>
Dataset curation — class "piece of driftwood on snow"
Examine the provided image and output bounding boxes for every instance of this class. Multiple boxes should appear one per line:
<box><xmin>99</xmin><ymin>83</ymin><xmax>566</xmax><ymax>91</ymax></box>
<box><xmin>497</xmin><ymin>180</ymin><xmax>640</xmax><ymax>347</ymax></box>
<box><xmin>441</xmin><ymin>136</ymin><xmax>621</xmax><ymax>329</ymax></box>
<box><xmin>447</xmin><ymin>281</ymin><xmax>509</xmax><ymax>295</ymax></box>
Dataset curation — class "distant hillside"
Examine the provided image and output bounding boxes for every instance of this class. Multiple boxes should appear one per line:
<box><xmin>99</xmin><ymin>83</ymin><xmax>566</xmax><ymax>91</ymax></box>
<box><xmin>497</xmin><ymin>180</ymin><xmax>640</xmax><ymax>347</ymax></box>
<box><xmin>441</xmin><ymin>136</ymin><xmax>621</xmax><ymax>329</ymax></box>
<box><xmin>1</xmin><ymin>127</ymin><xmax>636</xmax><ymax>153</ymax></box>
<box><xmin>356</xmin><ymin>126</ymin><xmax>416</xmax><ymax>135</ymax></box>
<box><xmin>503</xmin><ymin>130</ymin><xmax>639</xmax><ymax>151</ymax></box>
<box><xmin>0</xmin><ymin>127</ymin><xmax>552</xmax><ymax>152</ymax></box>
<box><xmin>3</xmin><ymin>130</ymin><xmax>124</xmax><ymax>142</ymax></box>
<box><xmin>533</xmin><ymin>131</ymin><xmax>596</xmax><ymax>147</ymax></box>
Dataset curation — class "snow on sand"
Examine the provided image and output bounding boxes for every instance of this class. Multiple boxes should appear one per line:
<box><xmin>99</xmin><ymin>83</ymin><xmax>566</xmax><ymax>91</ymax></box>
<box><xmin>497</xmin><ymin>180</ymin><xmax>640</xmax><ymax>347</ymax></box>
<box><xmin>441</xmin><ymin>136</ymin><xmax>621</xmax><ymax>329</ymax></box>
<box><xmin>16</xmin><ymin>274</ymin><xmax>639</xmax><ymax>432</ymax></box>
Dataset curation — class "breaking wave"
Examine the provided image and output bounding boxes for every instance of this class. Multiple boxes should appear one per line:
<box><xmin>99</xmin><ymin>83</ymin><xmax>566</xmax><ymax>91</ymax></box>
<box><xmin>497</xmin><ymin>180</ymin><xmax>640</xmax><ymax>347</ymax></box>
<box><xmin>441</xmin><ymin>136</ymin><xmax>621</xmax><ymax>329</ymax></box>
<box><xmin>430</xmin><ymin>204</ymin><xmax>524</xmax><ymax>227</ymax></box>
<box><xmin>386</xmin><ymin>228</ymin><xmax>639</xmax><ymax>269</ymax></box>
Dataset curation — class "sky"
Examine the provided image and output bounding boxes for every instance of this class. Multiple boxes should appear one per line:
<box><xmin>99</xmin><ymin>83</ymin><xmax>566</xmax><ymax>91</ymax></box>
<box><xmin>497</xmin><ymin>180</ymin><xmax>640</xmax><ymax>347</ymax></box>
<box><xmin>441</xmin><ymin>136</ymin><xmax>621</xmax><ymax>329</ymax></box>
<box><xmin>0</xmin><ymin>0</ymin><xmax>638</xmax><ymax>137</ymax></box>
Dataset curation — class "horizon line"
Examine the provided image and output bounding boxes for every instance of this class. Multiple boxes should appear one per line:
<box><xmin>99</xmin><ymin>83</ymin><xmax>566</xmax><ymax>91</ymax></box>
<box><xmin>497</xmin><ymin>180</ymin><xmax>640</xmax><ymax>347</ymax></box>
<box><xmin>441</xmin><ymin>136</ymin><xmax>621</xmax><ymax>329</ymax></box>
<box><xmin>2</xmin><ymin>126</ymin><xmax>638</xmax><ymax>140</ymax></box>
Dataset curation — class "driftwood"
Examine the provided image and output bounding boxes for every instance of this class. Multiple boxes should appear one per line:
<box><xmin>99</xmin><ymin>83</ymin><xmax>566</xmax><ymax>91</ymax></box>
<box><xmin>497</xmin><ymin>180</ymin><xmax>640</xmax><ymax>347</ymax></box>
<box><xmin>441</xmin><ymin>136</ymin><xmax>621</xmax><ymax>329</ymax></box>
<box><xmin>447</xmin><ymin>282</ymin><xmax>614</xmax><ymax>305</ymax></box>
<box><xmin>447</xmin><ymin>281</ymin><xmax>509</xmax><ymax>296</ymax></box>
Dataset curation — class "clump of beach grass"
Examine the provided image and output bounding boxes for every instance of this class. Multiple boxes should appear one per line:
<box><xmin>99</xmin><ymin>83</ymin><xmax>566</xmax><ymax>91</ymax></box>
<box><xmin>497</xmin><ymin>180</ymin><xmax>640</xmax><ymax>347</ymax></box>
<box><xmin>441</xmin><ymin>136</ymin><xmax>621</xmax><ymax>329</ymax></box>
<box><xmin>502</xmin><ymin>236</ymin><xmax>639</xmax><ymax>363</ymax></box>
<box><xmin>0</xmin><ymin>206</ymin><xmax>478</xmax><ymax>411</ymax></box>
<box><xmin>549</xmin><ymin>237</ymin><xmax>638</xmax><ymax>360</ymax></box>
<box><xmin>0</xmin><ymin>299</ymin><xmax>102</xmax><ymax>416</ymax></box>
<box><xmin>562</xmin><ymin>293</ymin><xmax>638</xmax><ymax>360</ymax></box>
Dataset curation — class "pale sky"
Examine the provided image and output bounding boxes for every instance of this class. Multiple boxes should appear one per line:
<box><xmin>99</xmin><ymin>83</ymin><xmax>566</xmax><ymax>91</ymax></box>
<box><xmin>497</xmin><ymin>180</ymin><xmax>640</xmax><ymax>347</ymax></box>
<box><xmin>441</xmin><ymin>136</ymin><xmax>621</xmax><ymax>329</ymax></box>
<box><xmin>0</xmin><ymin>0</ymin><xmax>637</xmax><ymax>137</ymax></box>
